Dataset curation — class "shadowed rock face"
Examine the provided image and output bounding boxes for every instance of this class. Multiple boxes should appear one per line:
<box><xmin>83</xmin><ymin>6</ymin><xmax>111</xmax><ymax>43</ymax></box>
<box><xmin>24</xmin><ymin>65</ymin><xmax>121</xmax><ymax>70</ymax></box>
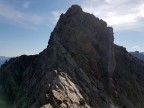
<box><xmin>49</xmin><ymin>5</ymin><xmax>115</xmax><ymax>89</ymax></box>
<box><xmin>0</xmin><ymin>5</ymin><xmax>144</xmax><ymax>108</ymax></box>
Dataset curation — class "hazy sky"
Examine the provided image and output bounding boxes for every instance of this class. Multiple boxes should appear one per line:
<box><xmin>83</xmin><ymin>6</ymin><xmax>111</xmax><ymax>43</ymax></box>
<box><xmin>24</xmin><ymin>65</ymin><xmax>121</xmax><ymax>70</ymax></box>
<box><xmin>0</xmin><ymin>0</ymin><xmax>144</xmax><ymax>57</ymax></box>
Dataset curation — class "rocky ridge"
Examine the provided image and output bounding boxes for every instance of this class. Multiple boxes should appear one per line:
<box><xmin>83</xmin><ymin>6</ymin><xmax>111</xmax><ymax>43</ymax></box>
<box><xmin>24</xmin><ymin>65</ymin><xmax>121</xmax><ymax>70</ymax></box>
<box><xmin>0</xmin><ymin>5</ymin><xmax>144</xmax><ymax>108</ymax></box>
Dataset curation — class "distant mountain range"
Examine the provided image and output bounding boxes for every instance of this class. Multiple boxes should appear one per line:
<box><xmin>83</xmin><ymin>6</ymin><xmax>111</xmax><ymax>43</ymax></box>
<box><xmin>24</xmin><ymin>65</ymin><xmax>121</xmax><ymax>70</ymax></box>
<box><xmin>0</xmin><ymin>56</ymin><xmax>10</xmax><ymax>67</ymax></box>
<box><xmin>130</xmin><ymin>51</ymin><xmax>144</xmax><ymax>61</ymax></box>
<box><xmin>141</xmin><ymin>52</ymin><xmax>144</xmax><ymax>55</ymax></box>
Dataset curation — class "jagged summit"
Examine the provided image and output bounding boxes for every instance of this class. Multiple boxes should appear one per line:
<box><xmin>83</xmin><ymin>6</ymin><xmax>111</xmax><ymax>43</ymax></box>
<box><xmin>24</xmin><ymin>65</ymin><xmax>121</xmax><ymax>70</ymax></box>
<box><xmin>48</xmin><ymin>5</ymin><xmax>115</xmax><ymax>89</ymax></box>
<box><xmin>66</xmin><ymin>5</ymin><xmax>83</xmax><ymax>14</ymax></box>
<box><xmin>49</xmin><ymin>4</ymin><xmax>113</xmax><ymax>54</ymax></box>
<box><xmin>69</xmin><ymin>5</ymin><xmax>82</xmax><ymax>10</ymax></box>
<box><xmin>1</xmin><ymin>5</ymin><xmax>144</xmax><ymax>108</ymax></box>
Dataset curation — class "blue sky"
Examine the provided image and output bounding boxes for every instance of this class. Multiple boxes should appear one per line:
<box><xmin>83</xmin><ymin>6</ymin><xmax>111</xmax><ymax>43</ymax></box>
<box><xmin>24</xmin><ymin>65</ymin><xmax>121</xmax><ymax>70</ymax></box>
<box><xmin>0</xmin><ymin>0</ymin><xmax>144</xmax><ymax>57</ymax></box>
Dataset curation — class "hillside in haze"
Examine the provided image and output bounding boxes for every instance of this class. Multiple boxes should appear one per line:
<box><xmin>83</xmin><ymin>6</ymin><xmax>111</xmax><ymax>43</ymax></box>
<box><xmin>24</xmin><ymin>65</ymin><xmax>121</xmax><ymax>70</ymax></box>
<box><xmin>0</xmin><ymin>56</ymin><xmax>9</xmax><ymax>67</ymax></box>
<box><xmin>141</xmin><ymin>52</ymin><xmax>144</xmax><ymax>55</ymax></box>
<box><xmin>0</xmin><ymin>5</ymin><xmax>144</xmax><ymax>108</ymax></box>
<box><xmin>130</xmin><ymin>51</ymin><xmax>144</xmax><ymax>61</ymax></box>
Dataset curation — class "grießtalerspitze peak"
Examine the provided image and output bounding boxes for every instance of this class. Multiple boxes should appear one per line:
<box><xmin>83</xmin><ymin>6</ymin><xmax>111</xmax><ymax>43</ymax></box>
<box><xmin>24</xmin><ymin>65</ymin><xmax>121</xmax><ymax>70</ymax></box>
<box><xmin>49</xmin><ymin>4</ymin><xmax>115</xmax><ymax>89</ymax></box>
<box><xmin>1</xmin><ymin>5</ymin><xmax>144</xmax><ymax>108</ymax></box>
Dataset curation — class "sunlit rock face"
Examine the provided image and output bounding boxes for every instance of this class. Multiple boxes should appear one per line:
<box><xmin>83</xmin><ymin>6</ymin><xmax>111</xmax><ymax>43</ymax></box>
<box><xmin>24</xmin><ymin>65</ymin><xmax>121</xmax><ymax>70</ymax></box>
<box><xmin>0</xmin><ymin>5</ymin><xmax>144</xmax><ymax>108</ymax></box>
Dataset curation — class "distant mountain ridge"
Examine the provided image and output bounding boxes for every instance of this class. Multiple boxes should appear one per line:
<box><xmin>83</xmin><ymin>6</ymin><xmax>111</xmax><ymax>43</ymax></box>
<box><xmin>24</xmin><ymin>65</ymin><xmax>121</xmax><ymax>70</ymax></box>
<box><xmin>0</xmin><ymin>56</ymin><xmax>10</xmax><ymax>67</ymax></box>
<box><xmin>141</xmin><ymin>52</ymin><xmax>144</xmax><ymax>55</ymax></box>
<box><xmin>130</xmin><ymin>51</ymin><xmax>144</xmax><ymax>61</ymax></box>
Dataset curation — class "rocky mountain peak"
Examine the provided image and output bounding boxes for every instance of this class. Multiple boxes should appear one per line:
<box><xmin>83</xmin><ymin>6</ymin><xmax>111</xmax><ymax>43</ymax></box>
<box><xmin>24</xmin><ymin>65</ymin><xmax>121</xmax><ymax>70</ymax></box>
<box><xmin>66</xmin><ymin>5</ymin><xmax>83</xmax><ymax>15</ymax></box>
<box><xmin>49</xmin><ymin>4</ymin><xmax>114</xmax><ymax>48</ymax></box>
<box><xmin>1</xmin><ymin>5</ymin><xmax>144</xmax><ymax>108</ymax></box>
<box><xmin>48</xmin><ymin>5</ymin><xmax>115</xmax><ymax>89</ymax></box>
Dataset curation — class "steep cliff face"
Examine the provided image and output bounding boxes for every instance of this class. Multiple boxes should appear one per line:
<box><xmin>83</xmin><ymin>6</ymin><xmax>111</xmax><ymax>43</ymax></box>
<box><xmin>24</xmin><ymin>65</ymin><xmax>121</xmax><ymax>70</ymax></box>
<box><xmin>0</xmin><ymin>5</ymin><xmax>144</xmax><ymax>108</ymax></box>
<box><xmin>49</xmin><ymin>5</ymin><xmax>115</xmax><ymax>89</ymax></box>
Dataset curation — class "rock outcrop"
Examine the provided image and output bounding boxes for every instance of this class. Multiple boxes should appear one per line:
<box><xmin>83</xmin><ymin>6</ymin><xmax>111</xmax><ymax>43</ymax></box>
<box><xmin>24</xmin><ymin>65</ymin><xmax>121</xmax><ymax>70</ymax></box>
<box><xmin>0</xmin><ymin>5</ymin><xmax>144</xmax><ymax>108</ymax></box>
